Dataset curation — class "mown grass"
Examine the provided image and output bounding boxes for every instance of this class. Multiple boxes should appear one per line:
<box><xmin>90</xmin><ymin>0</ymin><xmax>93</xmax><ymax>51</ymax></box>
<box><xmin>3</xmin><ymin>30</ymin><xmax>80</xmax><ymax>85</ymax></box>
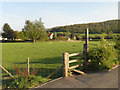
<box><xmin>2</xmin><ymin>40</ymin><xmax>113</xmax><ymax>78</ymax></box>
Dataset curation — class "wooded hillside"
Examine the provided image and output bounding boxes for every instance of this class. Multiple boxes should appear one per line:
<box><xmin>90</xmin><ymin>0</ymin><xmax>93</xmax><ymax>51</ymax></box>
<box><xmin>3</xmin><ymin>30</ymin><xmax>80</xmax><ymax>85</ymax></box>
<box><xmin>49</xmin><ymin>20</ymin><xmax>119</xmax><ymax>34</ymax></box>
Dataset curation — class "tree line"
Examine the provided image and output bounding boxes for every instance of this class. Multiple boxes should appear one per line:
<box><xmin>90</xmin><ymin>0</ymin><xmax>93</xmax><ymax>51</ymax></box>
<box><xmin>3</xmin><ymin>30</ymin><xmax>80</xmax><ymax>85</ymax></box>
<box><xmin>2</xmin><ymin>19</ymin><xmax>119</xmax><ymax>42</ymax></box>
<box><xmin>49</xmin><ymin>19</ymin><xmax>119</xmax><ymax>34</ymax></box>
<box><xmin>2</xmin><ymin>18</ymin><xmax>48</xmax><ymax>42</ymax></box>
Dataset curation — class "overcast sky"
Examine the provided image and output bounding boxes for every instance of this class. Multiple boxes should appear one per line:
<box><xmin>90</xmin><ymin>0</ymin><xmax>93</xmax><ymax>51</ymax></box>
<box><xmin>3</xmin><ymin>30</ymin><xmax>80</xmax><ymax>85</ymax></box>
<box><xmin>0</xmin><ymin>2</ymin><xmax>118</xmax><ymax>31</ymax></box>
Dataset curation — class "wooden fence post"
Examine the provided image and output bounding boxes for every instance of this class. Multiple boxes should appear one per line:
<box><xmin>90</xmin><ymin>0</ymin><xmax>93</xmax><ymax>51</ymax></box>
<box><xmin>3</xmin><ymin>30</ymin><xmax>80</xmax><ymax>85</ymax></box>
<box><xmin>63</xmin><ymin>52</ymin><xmax>69</xmax><ymax>77</ymax></box>
<box><xmin>27</xmin><ymin>58</ymin><xmax>30</xmax><ymax>76</ymax></box>
<box><xmin>83</xmin><ymin>28</ymin><xmax>89</xmax><ymax>71</ymax></box>
<box><xmin>85</xmin><ymin>28</ymin><xmax>89</xmax><ymax>51</ymax></box>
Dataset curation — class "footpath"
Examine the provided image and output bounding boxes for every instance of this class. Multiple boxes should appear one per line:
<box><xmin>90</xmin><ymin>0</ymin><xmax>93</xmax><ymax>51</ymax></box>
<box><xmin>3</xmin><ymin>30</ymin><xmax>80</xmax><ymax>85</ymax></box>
<box><xmin>32</xmin><ymin>66</ymin><xmax>119</xmax><ymax>88</ymax></box>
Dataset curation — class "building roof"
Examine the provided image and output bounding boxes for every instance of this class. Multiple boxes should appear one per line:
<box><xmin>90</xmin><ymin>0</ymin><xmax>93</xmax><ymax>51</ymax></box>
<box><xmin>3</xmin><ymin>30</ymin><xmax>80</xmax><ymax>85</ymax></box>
<box><xmin>48</xmin><ymin>33</ymin><xmax>53</xmax><ymax>37</ymax></box>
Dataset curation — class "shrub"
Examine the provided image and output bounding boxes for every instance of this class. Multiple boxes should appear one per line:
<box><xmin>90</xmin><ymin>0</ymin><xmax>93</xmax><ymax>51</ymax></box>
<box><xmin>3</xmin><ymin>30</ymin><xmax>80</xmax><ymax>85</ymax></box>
<box><xmin>94</xmin><ymin>35</ymin><xmax>101</xmax><ymax>39</ymax></box>
<box><xmin>2</xmin><ymin>75</ymin><xmax>49</xmax><ymax>88</ymax></box>
<box><xmin>76</xmin><ymin>35</ymin><xmax>82</xmax><ymax>40</ymax></box>
<box><xmin>100</xmin><ymin>33</ymin><xmax>106</xmax><ymax>41</ymax></box>
<box><xmin>2</xmin><ymin>65</ymin><xmax>50</xmax><ymax>88</ymax></box>
<box><xmin>114</xmin><ymin>35</ymin><xmax>120</xmax><ymax>50</ymax></box>
<box><xmin>88</xmin><ymin>41</ymin><xmax>118</xmax><ymax>71</ymax></box>
<box><xmin>55</xmin><ymin>36</ymin><xmax>68</xmax><ymax>41</ymax></box>
<box><xmin>114</xmin><ymin>35</ymin><xmax>120</xmax><ymax>64</ymax></box>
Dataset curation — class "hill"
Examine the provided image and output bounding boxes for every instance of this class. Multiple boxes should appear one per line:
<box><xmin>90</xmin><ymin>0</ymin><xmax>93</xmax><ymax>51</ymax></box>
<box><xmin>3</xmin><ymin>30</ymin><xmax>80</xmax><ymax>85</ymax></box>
<box><xmin>49</xmin><ymin>20</ymin><xmax>119</xmax><ymax>34</ymax></box>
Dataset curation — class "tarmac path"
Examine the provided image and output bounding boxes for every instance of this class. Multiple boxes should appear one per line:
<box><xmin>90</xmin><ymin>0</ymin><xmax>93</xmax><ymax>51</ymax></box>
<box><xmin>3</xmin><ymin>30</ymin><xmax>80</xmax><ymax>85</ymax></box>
<box><xmin>33</xmin><ymin>66</ymin><xmax>119</xmax><ymax>88</ymax></box>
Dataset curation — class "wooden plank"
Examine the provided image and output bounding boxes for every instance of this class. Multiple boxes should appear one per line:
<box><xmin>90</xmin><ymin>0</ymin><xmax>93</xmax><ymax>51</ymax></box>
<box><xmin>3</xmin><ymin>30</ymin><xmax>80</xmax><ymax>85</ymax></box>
<box><xmin>63</xmin><ymin>52</ymin><xmax>69</xmax><ymax>77</ymax></box>
<box><xmin>85</xmin><ymin>28</ymin><xmax>89</xmax><ymax>51</ymax></box>
<box><xmin>69</xmin><ymin>52</ymin><xmax>82</xmax><ymax>57</ymax></box>
<box><xmin>73</xmin><ymin>69</ymin><xmax>86</xmax><ymax>75</ymax></box>
<box><xmin>69</xmin><ymin>58</ymin><xmax>83</xmax><ymax>63</ymax></box>
<box><xmin>69</xmin><ymin>64</ymin><xmax>79</xmax><ymax>70</ymax></box>
<box><xmin>0</xmin><ymin>65</ymin><xmax>14</xmax><ymax>78</ymax></box>
<box><xmin>69</xmin><ymin>59</ymin><xmax>79</xmax><ymax>63</ymax></box>
<box><xmin>47</xmin><ymin>65</ymin><xmax>63</xmax><ymax>78</ymax></box>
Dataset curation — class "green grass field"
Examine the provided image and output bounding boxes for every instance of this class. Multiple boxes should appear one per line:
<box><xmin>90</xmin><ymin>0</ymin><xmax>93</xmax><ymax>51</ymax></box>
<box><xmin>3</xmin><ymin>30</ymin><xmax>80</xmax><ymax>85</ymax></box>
<box><xmin>2</xmin><ymin>40</ymin><xmax>114</xmax><ymax>78</ymax></box>
<box><xmin>80</xmin><ymin>33</ymin><xmax>120</xmax><ymax>37</ymax></box>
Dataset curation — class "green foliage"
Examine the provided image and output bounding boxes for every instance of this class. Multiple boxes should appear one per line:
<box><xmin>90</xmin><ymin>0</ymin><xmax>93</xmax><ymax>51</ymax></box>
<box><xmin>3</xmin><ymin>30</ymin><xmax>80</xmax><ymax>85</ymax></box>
<box><xmin>2</xmin><ymin>23</ymin><xmax>14</xmax><ymax>40</ymax></box>
<box><xmin>107</xmin><ymin>31</ymin><xmax>114</xmax><ymax>38</ymax></box>
<box><xmin>100</xmin><ymin>33</ymin><xmax>106</xmax><ymax>41</ymax></box>
<box><xmin>88</xmin><ymin>41</ymin><xmax>118</xmax><ymax>70</ymax></box>
<box><xmin>114</xmin><ymin>35</ymin><xmax>120</xmax><ymax>64</ymax></box>
<box><xmin>68</xmin><ymin>70</ymin><xmax>73</xmax><ymax>77</ymax></box>
<box><xmin>55</xmin><ymin>37</ymin><xmax>69</xmax><ymax>41</ymax></box>
<box><xmin>23</xmin><ymin>18</ymin><xmax>47</xmax><ymax>42</ymax></box>
<box><xmin>13</xmin><ymin>31</ymin><xmax>18</xmax><ymax>39</ymax></box>
<box><xmin>57</xmin><ymin>32</ymin><xmax>64</xmax><ymax>37</ymax></box>
<box><xmin>49</xmin><ymin>20</ymin><xmax>119</xmax><ymax>34</ymax></box>
<box><xmin>76</xmin><ymin>34</ymin><xmax>82</xmax><ymax>40</ymax></box>
<box><xmin>64</xmin><ymin>31</ymin><xmax>71</xmax><ymax>37</ymax></box>
<box><xmin>114</xmin><ymin>35</ymin><xmax>120</xmax><ymax>50</ymax></box>
<box><xmin>70</xmin><ymin>33</ymin><xmax>75</xmax><ymax>39</ymax></box>
<box><xmin>2</xmin><ymin>75</ymin><xmax>49</xmax><ymax>88</ymax></box>
<box><xmin>17</xmin><ymin>31</ymin><xmax>25</xmax><ymax>40</ymax></box>
<box><xmin>53</xmin><ymin>32</ymin><xmax>57</xmax><ymax>39</ymax></box>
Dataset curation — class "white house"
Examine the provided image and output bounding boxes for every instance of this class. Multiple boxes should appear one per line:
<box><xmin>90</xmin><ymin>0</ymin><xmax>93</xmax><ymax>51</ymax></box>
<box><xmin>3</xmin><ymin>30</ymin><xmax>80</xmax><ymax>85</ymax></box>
<box><xmin>48</xmin><ymin>33</ymin><xmax>53</xmax><ymax>39</ymax></box>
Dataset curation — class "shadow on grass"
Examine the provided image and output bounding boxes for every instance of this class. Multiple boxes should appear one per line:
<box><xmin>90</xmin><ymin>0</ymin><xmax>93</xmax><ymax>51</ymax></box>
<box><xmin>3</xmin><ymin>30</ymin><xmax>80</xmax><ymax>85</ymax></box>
<box><xmin>14</xmin><ymin>56</ymin><xmax>62</xmax><ymax>64</ymax></box>
<box><xmin>3</xmin><ymin>55</ymin><xmax>84</xmax><ymax>79</ymax></box>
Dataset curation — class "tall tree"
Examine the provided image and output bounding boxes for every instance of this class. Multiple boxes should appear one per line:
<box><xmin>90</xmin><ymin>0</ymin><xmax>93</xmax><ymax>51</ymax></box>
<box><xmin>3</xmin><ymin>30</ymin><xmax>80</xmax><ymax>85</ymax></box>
<box><xmin>23</xmin><ymin>18</ymin><xmax>47</xmax><ymax>42</ymax></box>
<box><xmin>13</xmin><ymin>31</ymin><xmax>18</xmax><ymax>39</ymax></box>
<box><xmin>2</xmin><ymin>23</ymin><xmax>14</xmax><ymax>40</ymax></box>
<box><xmin>17</xmin><ymin>31</ymin><xmax>25</xmax><ymax>40</ymax></box>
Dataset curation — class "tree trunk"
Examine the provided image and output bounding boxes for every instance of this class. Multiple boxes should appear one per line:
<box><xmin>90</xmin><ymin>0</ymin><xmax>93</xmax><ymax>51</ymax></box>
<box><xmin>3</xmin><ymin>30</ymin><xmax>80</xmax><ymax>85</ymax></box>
<box><xmin>33</xmin><ymin>39</ymin><xmax>36</xmax><ymax>43</ymax></box>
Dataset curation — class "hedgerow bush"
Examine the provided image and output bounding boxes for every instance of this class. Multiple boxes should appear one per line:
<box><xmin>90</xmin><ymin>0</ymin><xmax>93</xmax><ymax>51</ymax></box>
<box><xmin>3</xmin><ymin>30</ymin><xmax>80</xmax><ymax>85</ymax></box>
<box><xmin>114</xmin><ymin>35</ymin><xmax>120</xmax><ymax>50</ymax></box>
<box><xmin>55</xmin><ymin>37</ymin><xmax>69</xmax><ymax>41</ymax></box>
<box><xmin>87</xmin><ymin>41</ymin><xmax>118</xmax><ymax>71</ymax></box>
<box><xmin>114</xmin><ymin>35</ymin><xmax>120</xmax><ymax>64</ymax></box>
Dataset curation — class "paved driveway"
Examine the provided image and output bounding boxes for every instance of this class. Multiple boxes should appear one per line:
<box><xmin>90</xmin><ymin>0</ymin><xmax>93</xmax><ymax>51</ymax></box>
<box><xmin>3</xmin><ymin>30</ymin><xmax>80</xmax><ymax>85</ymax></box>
<box><xmin>33</xmin><ymin>66</ymin><xmax>119</xmax><ymax>88</ymax></box>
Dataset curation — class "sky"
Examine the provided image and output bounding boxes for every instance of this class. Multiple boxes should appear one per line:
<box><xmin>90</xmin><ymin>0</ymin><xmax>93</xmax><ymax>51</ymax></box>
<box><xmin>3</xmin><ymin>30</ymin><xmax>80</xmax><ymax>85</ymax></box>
<box><xmin>0</xmin><ymin>2</ymin><xmax>118</xmax><ymax>32</ymax></box>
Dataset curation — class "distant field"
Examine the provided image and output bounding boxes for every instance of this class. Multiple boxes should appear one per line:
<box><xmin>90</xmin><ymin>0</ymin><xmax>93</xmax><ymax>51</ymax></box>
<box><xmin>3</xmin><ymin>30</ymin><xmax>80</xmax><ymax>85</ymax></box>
<box><xmin>2</xmin><ymin>40</ymin><xmax>114</xmax><ymax>77</ymax></box>
<box><xmin>80</xmin><ymin>33</ymin><xmax>120</xmax><ymax>37</ymax></box>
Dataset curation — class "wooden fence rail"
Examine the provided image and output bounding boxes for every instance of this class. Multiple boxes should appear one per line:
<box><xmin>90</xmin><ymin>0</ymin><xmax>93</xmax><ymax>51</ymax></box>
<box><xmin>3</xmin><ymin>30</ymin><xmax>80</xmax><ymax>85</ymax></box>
<box><xmin>69</xmin><ymin>52</ymin><xmax>83</xmax><ymax>57</ymax></box>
